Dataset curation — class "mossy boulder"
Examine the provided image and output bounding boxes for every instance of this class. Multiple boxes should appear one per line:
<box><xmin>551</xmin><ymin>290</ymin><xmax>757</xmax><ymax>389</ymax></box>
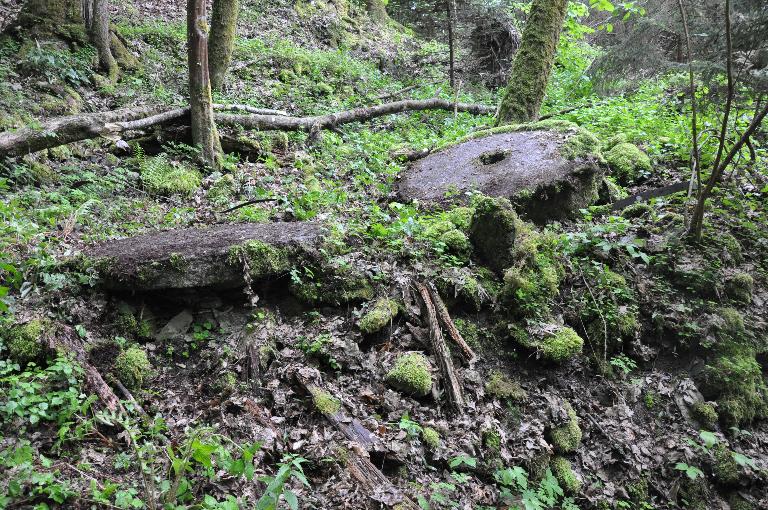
<box><xmin>511</xmin><ymin>324</ymin><xmax>583</xmax><ymax>363</ymax></box>
<box><xmin>551</xmin><ymin>456</ymin><xmax>581</xmax><ymax>494</ymax></box>
<box><xmin>712</xmin><ymin>443</ymin><xmax>740</xmax><ymax>487</ymax></box>
<box><xmin>604</xmin><ymin>142</ymin><xmax>651</xmax><ymax>185</ymax></box>
<box><xmin>724</xmin><ymin>272</ymin><xmax>754</xmax><ymax>304</ymax></box>
<box><xmin>548</xmin><ymin>401</ymin><xmax>582</xmax><ymax>453</ymax></box>
<box><xmin>358</xmin><ymin>298</ymin><xmax>399</xmax><ymax>334</ymax></box>
<box><xmin>4</xmin><ymin>320</ymin><xmax>48</xmax><ymax>365</ymax></box>
<box><xmin>469</xmin><ymin>196</ymin><xmax>519</xmax><ymax>273</ymax></box>
<box><xmin>114</xmin><ymin>346</ymin><xmax>151</xmax><ymax>391</ymax></box>
<box><xmin>386</xmin><ymin>353</ymin><xmax>433</xmax><ymax>396</ymax></box>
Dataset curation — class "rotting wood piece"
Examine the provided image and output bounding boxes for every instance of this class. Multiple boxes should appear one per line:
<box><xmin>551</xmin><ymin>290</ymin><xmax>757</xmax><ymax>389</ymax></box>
<box><xmin>290</xmin><ymin>365</ymin><xmax>419</xmax><ymax>509</ymax></box>
<box><xmin>47</xmin><ymin>324</ymin><xmax>124</xmax><ymax>414</ymax></box>
<box><xmin>415</xmin><ymin>282</ymin><xmax>465</xmax><ymax>412</ymax></box>
<box><xmin>427</xmin><ymin>282</ymin><xmax>477</xmax><ymax>364</ymax></box>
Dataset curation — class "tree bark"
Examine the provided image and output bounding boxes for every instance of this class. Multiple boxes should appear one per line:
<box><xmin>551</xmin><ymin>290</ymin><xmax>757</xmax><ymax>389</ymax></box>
<box><xmin>0</xmin><ymin>99</ymin><xmax>493</xmax><ymax>158</ymax></box>
<box><xmin>208</xmin><ymin>0</ymin><xmax>239</xmax><ymax>91</ymax></box>
<box><xmin>187</xmin><ymin>0</ymin><xmax>222</xmax><ymax>169</ymax></box>
<box><xmin>427</xmin><ymin>283</ymin><xmax>477</xmax><ymax>364</ymax></box>
<box><xmin>90</xmin><ymin>0</ymin><xmax>118</xmax><ymax>83</ymax></box>
<box><xmin>497</xmin><ymin>0</ymin><xmax>568</xmax><ymax>125</ymax></box>
<box><xmin>446</xmin><ymin>0</ymin><xmax>456</xmax><ymax>89</ymax></box>
<box><xmin>366</xmin><ymin>0</ymin><xmax>389</xmax><ymax>24</ymax></box>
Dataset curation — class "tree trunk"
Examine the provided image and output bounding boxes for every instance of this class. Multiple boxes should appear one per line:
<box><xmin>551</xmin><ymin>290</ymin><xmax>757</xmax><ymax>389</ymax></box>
<box><xmin>446</xmin><ymin>0</ymin><xmax>455</xmax><ymax>89</ymax></box>
<box><xmin>208</xmin><ymin>0</ymin><xmax>239</xmax><ymax>91</ymax></box>
<box><xmin>90</xmin><ymin>0</ymin><xmax>118</xmax><ymax>83</ymax></box>
<box><xmin>366</xmin><ymin>0</ymin><xmax>389</xmax><ymax>24</ymax></box>
<box><xmin>187</xmin><ymin>0</ymin><xmax>222</xmax><ymax>169</ymax></box>
<box><xmin>496</xmin><ymin>0</ymin><xmax>568</xmax><ymax>125</ymax></box>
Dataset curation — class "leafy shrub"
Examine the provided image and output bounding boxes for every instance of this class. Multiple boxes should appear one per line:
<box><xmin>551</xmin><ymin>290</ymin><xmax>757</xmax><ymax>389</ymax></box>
<box><xmin>140</xmin><ymin>154</ymin><xmax>201</xmax><ymax>196</ymax></box>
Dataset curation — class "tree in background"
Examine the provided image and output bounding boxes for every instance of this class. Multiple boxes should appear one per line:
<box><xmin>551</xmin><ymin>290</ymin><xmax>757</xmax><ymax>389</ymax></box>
<box><xmin>367</xmin><ymin>0</ymin><xmax>390</xmax><ymax>24</ymax></box>
<box><xmin>496</xmin><ymin>0</ymin><xmax>569</xmax><ymax>124</ymax></box>
<box><xmin>89</xmin><ymin>0</ymin><xmax>118</xmax><ymax>83</ymax></box>
<box><xmin>208</xmin><ymin>0</ymin><xmax>240</xmax><ymax>91</ymax></box>
<box><xmin>187</xmin><ymin>0</ymin><xmax>223</xmax><ymax>169</ymax></box>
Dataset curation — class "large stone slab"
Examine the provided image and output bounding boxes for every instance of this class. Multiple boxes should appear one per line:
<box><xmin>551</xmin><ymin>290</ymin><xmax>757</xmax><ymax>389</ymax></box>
<box><xmin>87</xmin><ymin>222</ymin><xmax>324</xmax><ymax>291</ymax></box>
<box><xmin>397</xmin><ymin>127</ymin><xmax>603</xmax><ymax>223</ymax></box>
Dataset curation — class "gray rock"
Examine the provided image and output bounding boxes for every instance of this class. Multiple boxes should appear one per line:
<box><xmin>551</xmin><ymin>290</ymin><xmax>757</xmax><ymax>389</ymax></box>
<box><xmin>157</xmin><ymin>310</ymin><xmax>194</xmax><ymax>341</ymax></box>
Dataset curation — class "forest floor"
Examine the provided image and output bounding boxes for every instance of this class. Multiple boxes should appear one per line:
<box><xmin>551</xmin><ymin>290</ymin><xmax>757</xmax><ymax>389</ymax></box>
<box><xmin>1</xmin><ymin>1</ymin><xmax>768</xmax><ymax>510</ymax></box>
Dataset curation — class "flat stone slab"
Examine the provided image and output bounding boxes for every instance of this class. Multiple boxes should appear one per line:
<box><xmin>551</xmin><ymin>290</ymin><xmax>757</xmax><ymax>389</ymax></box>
<box><xmin>87</xmin><ymin>222</ymin><xmax>324</xmax><ymax>291</ymax></box>
<box><xmin>397</xmin><ymin>130</ymin><xmax>602</xmax><ymax>222</ymax></box>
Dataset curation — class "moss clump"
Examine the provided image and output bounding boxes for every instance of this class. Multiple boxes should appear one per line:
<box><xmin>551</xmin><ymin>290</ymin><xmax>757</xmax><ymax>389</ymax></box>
<box><xmin>621</xmin><ymin>202</ymin><xmax>653</xmax><ymax>219</ymax></box>
<box><xmin>468</xmin><ymin>196</ymin><xmax>519</xmax><ymax>273</ymax></box>
<box><xmin>115</xmin><ymin>311</ymin><xmax>152</xmax><ymax>340</ymax></box>
<box><xmin>114</xmin><ymin>346</ymin><xmax>151</xmax><ymax>391</ymax></box>
<box><xmin>229</xmin><ymin>240</ymin><xmax>292</xmax><ymax>279</ymax></box>
<box><xmin>712</xmin><ymin>443</ymin><xmax>740</xmax><ymax>487</ymax></box>
<box><xmin>422</xmin><ymin>427</ymin><xmax>440</xmax><ymax>449</ymax></box>
<box><xmin>482</xmin><ymin>428</ymin><xmax>502</xmax><ymax>455</ymax></box>
<box><xmin>679</xmin><ymin>476</ymin><xmax>709</xmax><ymax>510</ymax></box>
<box><xmin>5</xmin><ymin>320</ymin><xmax>48</xmax><ymax>365</ymax></box>
<box><xmin>291</xmin><ymin>262</ymin><xmax>374</xmax><ymax>306</ymax></box>
<box><xmin>311</xmin><ymin>388</ymin><xmax>341</xmax><ymax>415</ymax></box>
<box><xmin>724</xmin><ymin>273</ymin><xmax>754</xmax><ymax>304</ymax></box>
<box><xmin>485</xmin><ymin>371</ymin><xmax>527</xmax><ymax>401</ymax></box>
<box><xmin>444</xmin><ymin>206</ymin><xmax>474</xmax><ymax>231</ymax></box>
<box><xmin>604</xmin><ymin>133</ymin><xmax>628</xmax><ymax>151</ymax></box>
<box><xmin>691</xmin><ymin>402</ymin><xmax>718</xmax><ymax>430</ymax></box>
<box><xmin>512</xmin><ymin>325</ymin><xmax>583</xmax><ymax>364</ymax></box>
<box><xmin>440</xmin><ymin>229</ymin><xmax>472</xmax><ymax>258</ymax></box>
<box><xmin>140</xmin><ymin>155</ymin><xmax>201</xmax><ymax>196</ymax></box>
<box><xmin>386</xmin><ymin>353</ymin><xmax>432</xmax><ymax>396</ymax></box>
<box><xmin>605</xmin><ymin>142</ymin><xmax>651</xmax><ymax>184</ymax></box>
<box><xmin>551</xmin><ymin>456</ymin><xmax>580</xmax><ymax>494</ymax></box>
<box><xmin>358</xmin><ymin>298</ymin><xmax>399</xmax><ymax>334</ymax></box>
<box><xmin>548</xmin><ymin>401</ymin><xmax>582</xmax><ymax>453</ymax></box>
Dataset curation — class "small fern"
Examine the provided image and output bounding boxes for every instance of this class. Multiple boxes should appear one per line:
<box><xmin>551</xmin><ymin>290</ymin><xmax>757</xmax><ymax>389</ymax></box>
<box><xmin>140</xmin><ymin>153</ymin><xmax>201</xmax><ymax>196</ymax></box>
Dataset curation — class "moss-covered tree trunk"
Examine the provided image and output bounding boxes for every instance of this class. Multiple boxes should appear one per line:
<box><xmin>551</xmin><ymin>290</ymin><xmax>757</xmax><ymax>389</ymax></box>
<box><xmin>366</xmin><ymin>0</ymin><xmax>389</xmax><ymax>24</ymax></box>
<box><xmin>90</xmin><ymin>0</ymin><xmax>118</xmax><ymax>83</ymax></box>
<box><xmin>496</xmin><ymin>0</ymin><xmax>568</xmax><ymax>125</ymax></box>
<box><xmin>187</xmin><ymin>0</ymin><xmax>223</xmax><ymax>170</ymax></box>
<box><xmin>208</xmin><ymin>0</ymin><xmax>239</xmax><ymax>91</ymax></box>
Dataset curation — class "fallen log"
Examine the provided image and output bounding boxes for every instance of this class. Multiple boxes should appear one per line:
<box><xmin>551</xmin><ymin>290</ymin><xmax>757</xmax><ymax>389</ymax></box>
<box><xmin>0</xmin><ymin>99</ymin><xmax>495</xmax><ymax>158</ymax></box>
<box><xmin>47</xmin><ymin>324</ymin><xmax>124</xmax><ymax>414</ymax></box>
<box><xmin>609</xmin><ymin>181</ymin><xmax>689</xmax><ymax>211</ymax></box>
<box><xmin>427</xmin><ymin>283</ymin><xmax>477</xmax><ymax>364</ymax></box>
<box><xmin>415</xmin><ymin>282</ymin><xmax>465</xmax><ymax>412</ymax></box>
<box><xmin>291</xmin><ymin>365</ymin><xmax>419</xmax><ymax>509</ymax></box>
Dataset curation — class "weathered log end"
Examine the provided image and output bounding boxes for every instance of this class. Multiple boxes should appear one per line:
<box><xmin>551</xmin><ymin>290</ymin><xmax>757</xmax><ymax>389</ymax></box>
<box><xmin>397</xmin><ymin>121</ymin><xmax>604</xmax><ymax>223</ymax></box>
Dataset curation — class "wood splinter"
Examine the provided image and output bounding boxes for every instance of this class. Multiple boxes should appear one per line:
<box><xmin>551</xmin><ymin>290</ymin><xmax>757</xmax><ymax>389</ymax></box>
<box><xmin>427</xmin><ymin>282</ymin><xmax>477</xmax><ymax>364</ymax></box>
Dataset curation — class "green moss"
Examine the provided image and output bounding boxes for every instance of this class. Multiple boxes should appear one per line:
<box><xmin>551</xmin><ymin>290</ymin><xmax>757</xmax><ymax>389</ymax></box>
<box><xmin>604</xmin><ymin>142</ymin><xmax>651</xmax><ymax>184</ymax></box>
<box><xmin>468</xmin><ymin>196</ymin><xmax>519</xmax><ymax>273</ymax></box>
<box><xmin>229</xmin><ymin>240</ymin><xmax>292</xmax><ymax>279</ymax></box>
<box><xmin>551</xmin><ymin>456</ymin><xmax>580</xmax><ymax>494</ymax></box>
<box><xmin>604</xmin><ymin>133</ymin><xmax>628</xmax><ymax>151</ymax></box>
<box><xmin>512</xmin><ymin>325</ymin><xmax>583</xmax><ymax>363</ymax></box>
<box><xmin>444</xmin><ymin>206</ymin><xmax>474</xmax><ymax>231</ymax></box>
<box><xmin>691</xmin><ymin>402</ymin><xmax>718</xmax><ymax>430</ymax></box>
<box><xmin>482</xmin><ymin>428</ymin><xmax>502</xmax><ymax>455</ymax></box>
<box><xmin>291</xmin><ymin>262</ymin><xmax>374</xmax><ymax>306</ymax></box>
<box><xmin>454</xmin><ymin>318</ymin><xmax>481</xmax><ymax>349</ymax></box>
<box><xmin>207</xmin><ymin>173</ymin><xmax>236</xmax><ymax>206</ymax></box>
<box><xmin>485</xmin><ymin>371</ymin><xmax>527</xmax><ymax>401</ymax></box>
<box><xmin>141</xmin><ymin>155</ymin><xmax>201</xmax><ymax>196</ymax></box>
<box><xmin>621</xmin><ymin>202</ymin><xmax>653</xmax><ymax>219</ymax></box>
<box><xmin>718</xmin><ymin>233</ymin><xmax>743</xmax><ymax>265</ymax></box>
<box><xmin>712</xmin><ymin>443</ymin><xmax>740</xmax><ymax>487</ymax></box>
<box><xmin>386</xmin><ymin>353</ymin><xmax>432</xmax><ymax>396</ymax></box>
<box><xmin>115</xmin><ymin>311</ymin><xmax>152</xmax><ymax>340</ymax></box>
<box><xmin>168</xmin><ymin>253</ymin><xmax>187</xmax><ymax>272</ymax></box>
<box><xmin>114</xmin><ymin>346</ymin><xmax>151</xmax><ymax>391</ymax></box>
<box><xmin>724</xmin><ymin>273</ymin><xmax>754</xmax><ymax>304</ymax></box>
<box><xmin>358</xmin><ymin>298</ymin><xmax>399</xmax><ymax>334</ymax></box>
<box><xmin>704</xmin><ymin>351</ymin><xmax>768</xmax><ymax>427</ymax></box>
<box><xmin>311</xmin><ymin>388</ymin><xmax>341</xmax><ymax>415</ymax></box>
<box><xmin>548</xmin><ymin>401</ymin><xmax>582</xmax><ymax>453</ymax></box>
<box><xmin>5</xmin><ymin>320</ymin><xmax>47</xmax><ymax>365</ymax></box>
<box><xmin>527</xmin><ymin>451</ymin><xmax>551</xmax><ymax>482</ymax></box>
<box><xmin>422</xmin><ymin>427</ymin><xmax>440</xmax><ymax>449</ymax></box>
<box><xmin>26</xmin><ymin>160</ymin><xmax>57</xmax><ymax>184</ymax></box>
<box><xmin>579</xmin><ymin>266</ymin><xmax>639</xmax><ymax>356</ymax></box>
<box><xmin>440</xmin><ymin>229</ymin><xmax>471</xmax><ymax>258</ymax></box>
<box><xmin>728</xmin><ymin>494</ymin><xmax>755</xmax><ymax>510</ymax></box>
<box><xmin>627</xmin><ymin>477</ymin><xmax>649</xmax><ymax>503</ymax></box>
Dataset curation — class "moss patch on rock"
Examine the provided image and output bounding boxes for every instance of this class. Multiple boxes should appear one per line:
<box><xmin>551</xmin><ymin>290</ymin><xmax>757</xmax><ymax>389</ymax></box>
<box><xmin>386</xmin><ymin>353</ymin><xmax>432</xmax><ymax>396</ymax></box>
<box><xmin>114</xmin><ymin>346</ymin><xmax>151</xmax><ymax>391</ymax></box>
<box><xmin>605</xmin><ymin>142</ymin><xmax>651</xmax><ymax>184</ymax></box>
<box><xmin>551</xmin><ymin>456</ymin><xmax>581</xmax><ymax>494</ymax></box>
<box><xmin>485</xmin><ymin>370</ymin><xmax>527</xmax><ymax>401</ymax></box>
<box><xmin>358</xmin><ymin>298</ymin><xmax>399</xmax><ymax>334</ymax></box>
<box><xmin>4</xmin><ymin>319</ymin><xmax>48</xmax><ymax>365</ymax></box>
<box><xmin>311</xmin><ymin>388</ymin><xmax>341</xmax><ymax>415</ymax></box>
<box><xmin>691</xmin><ymin>402</ymin><xmax>718</xmax><ymax>430</ymax></box>
<box><xmin>724</xmin><ymin>272</ymin><xmax>753</xmax><ymax>304</ymax></box>
<box><xmin>548</xmin><ymin>401</ymin><xmax>582</xmax><ymax>453</ymax></box>
<box><xmin>422</xmin><ymin>426</ymin><xmax>440</xmax><ymax>449</ymax></box>
<box><xmin>511</xmin><ymin>325</ymin><xmax>583</xmax><ymax>364</ymax></box>
<box><xmin>469</xmin><ymin>196</ymin><xmax>519</xmax><ymax>273</ymax></box>
<box><xmin>228</xmin><ymin>240</ymin><xmax>293</xmax><ymax>279</ymax></box>
<box><xmin>712</xmin><ymin>443</ymin><xmax>740</xmax><ymax>487</ymax></box>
